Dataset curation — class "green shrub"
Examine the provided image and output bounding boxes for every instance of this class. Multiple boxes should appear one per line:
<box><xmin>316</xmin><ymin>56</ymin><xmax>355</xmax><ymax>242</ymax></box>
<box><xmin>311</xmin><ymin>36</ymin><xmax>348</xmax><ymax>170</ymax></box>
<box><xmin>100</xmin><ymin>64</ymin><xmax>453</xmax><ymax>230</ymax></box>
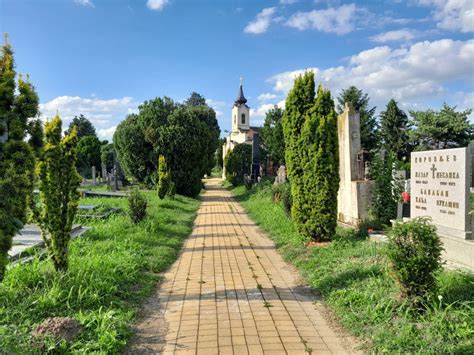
<box><xmin>157</xmin><ymin>155</ymin><xmax>172</xmax><ymax>199</ymax></box>
<box><xmin>128</xmin><ymin>189</ymin><xmax>147</xmax><ymax>224</ymax></box>
<box><xmin>35</xmin><ymin>116</ymin><xmax>82</xmax><ymax>272</ymax></box>
<box><xmin>271</xmin><ymin>183</ymin><xmax>284</xmax><ymax>203</ymax></box>
<box><xmin>224</xmin><ymin>143</ymin><xmax>252</xmax><ymax>186</ymax></box>
<box><xmin>387</xmin><ymin>217</ymin><xmax>443</xmax><ymax>308</ymax></box>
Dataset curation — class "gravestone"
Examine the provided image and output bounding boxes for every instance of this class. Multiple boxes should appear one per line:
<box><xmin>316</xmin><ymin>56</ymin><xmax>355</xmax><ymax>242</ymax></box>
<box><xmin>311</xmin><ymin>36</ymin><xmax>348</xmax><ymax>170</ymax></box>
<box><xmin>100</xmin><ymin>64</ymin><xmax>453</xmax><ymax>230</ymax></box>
<box><xmin>92</xmin><ymin>166</ymin><xmax>96</xmax><ymax>185</ymax></box>
<box><xmin>337</xmin><ymin>103</ymin><xmax>373</xmax><ymax>227</ymax></box>
<box><xmin>101</xmin><ymin>164</ymin><xmax>107</xmax><ymax>183</ymax></box>
<box><xmin>411</xmin><ymin>146</ymin><xmax>474</xmax><ymax>267</ymax></box>
<box><xmin>274</xmin><ymin>165</ymin><xmax>287</xmax><ymax>185</ymax></box>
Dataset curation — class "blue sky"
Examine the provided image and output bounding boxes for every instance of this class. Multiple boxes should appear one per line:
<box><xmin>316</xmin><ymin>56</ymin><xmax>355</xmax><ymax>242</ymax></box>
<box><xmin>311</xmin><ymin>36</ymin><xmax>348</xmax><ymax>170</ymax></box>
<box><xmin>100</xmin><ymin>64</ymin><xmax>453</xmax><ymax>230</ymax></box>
<box><xmin>1</xmin><ymin>0</ymin><xmax>473</xmax><ymax>140</ymax></box>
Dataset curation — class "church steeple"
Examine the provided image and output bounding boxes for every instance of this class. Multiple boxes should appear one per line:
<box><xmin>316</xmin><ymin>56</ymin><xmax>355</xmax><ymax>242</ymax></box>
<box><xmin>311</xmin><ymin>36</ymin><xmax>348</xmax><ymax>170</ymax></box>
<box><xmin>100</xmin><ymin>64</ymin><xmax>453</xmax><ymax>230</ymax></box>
<box><xmin>234</xmin><ymin>76</ymin><xmax>247</xmax><ymax>106</ymax></box>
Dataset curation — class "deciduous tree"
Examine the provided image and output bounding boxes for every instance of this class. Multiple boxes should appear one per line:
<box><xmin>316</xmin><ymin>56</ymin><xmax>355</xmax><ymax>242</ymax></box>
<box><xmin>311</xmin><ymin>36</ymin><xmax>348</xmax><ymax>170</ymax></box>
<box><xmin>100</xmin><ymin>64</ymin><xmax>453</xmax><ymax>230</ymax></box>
<box><xmin>261</xmin><ymin>105</ymin><xmax>285</xmax><ymax>165</ymax></box>
<box><xmin>67</xmin><ymin>114</ymin><xmax>96</xmax><ymax>138</ymax></box>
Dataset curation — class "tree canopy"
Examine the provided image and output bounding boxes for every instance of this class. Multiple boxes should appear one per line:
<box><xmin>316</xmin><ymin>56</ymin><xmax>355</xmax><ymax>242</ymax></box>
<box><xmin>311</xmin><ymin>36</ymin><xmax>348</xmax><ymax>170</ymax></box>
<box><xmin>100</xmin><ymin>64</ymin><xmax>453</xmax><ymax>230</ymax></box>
<box><xmin>409</xmin><ymin>103</ymin><xmax>473</xmax><ymax>150</ymax></box>
<box><xmin>67</xmin><ymin>114</ymin><xmax>96</xmax><ymax>138</ymax></box>
<box><xmin>379</xmin><ymin>99</ymin><xmax>410</xmax><ymax>160</ymax></box>
<box><xmin>337</xmin><ymin>86</ymin><xmax>378</xmax><ymax>152</ymax></box>
<box><xmin>76</xmin><ymin>135</ymin><xmax>102</xmax><ymax>178</ymax></box>
<box><xmin>114</xmin><ymin>93</ymin><xmax>220</xmax><ymax>196</ymax></box>
<box><xmin>261</xmin><ymin>105</ymin><xmax>285</xmax><ymax>166</ymax></box>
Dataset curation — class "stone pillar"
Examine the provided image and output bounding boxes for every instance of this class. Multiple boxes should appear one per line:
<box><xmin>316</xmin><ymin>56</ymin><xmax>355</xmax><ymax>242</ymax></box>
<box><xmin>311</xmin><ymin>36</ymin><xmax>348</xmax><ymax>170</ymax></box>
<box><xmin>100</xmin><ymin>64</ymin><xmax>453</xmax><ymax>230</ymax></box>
<box><xmin>337</xmin><ymin>103</ymin><xmax>373</xmax><ymax>227</ymax></box>
<box><xmin>92</xmin><ymin>166</ymin><xmax>96</xmax><ymax>185</ymax></box>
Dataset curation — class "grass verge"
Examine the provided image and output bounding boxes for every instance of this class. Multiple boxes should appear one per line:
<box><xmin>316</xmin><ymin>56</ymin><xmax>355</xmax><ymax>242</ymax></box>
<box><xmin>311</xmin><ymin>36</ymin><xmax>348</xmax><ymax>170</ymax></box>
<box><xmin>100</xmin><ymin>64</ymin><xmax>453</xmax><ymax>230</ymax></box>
<box><xmin>230</xmin><ymin>184</ymin><xmax>474</xmax><ymax>353</ymax></box>
<box><xmin>0</xmin><ymin>191</ymin><xmax>199</xmax><ymax>353</ymax></box>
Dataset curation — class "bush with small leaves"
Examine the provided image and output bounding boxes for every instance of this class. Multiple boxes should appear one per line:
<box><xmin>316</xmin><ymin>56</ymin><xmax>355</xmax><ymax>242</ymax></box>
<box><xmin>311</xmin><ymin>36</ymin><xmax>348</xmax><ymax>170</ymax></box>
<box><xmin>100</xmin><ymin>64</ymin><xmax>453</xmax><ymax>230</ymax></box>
<box><xmin>128</xmin><ymin>189</ymin><xmax>147</xmax><ymax>224</ymax></box>
<box><xmin>281</xmin><ymin>182</ymin><xmax>292</xmax><ymax>217</ymax></box>
<box><xmin>387</xmin><ymin>217</ymin><xmax>443</xmax><ymax>308</ymax></box>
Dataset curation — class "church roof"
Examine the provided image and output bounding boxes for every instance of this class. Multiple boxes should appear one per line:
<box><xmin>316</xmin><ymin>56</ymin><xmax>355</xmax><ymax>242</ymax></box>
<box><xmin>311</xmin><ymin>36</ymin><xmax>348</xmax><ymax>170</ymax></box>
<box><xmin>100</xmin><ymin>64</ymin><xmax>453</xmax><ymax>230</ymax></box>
<box><xmin>234</xmin><ymin>82</ymin><xmax>247</xmax><ymax>106</ymax></box>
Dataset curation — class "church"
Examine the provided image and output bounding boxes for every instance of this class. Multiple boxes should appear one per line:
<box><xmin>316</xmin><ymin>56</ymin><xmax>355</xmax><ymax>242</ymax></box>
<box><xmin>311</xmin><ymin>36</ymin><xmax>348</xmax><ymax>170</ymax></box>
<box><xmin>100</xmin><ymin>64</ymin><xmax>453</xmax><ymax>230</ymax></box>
<box><xmin>222</xmin><ymin>79</ymin><xmax>260</xmax><ymax>178</ymax></box>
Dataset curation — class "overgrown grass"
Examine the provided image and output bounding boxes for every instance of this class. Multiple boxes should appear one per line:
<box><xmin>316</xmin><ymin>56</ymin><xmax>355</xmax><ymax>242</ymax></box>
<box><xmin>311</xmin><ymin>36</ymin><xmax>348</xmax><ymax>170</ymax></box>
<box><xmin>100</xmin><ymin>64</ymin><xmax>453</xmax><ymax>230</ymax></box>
<box><xmin>231</xmin><ymin>184</ymin><xmax>474</xmax><ymax>353</ymax></box>
<box><xmin>0</xmin><ymin>191</ymin><xmax>199</xmax><ymax>353</ymax></box>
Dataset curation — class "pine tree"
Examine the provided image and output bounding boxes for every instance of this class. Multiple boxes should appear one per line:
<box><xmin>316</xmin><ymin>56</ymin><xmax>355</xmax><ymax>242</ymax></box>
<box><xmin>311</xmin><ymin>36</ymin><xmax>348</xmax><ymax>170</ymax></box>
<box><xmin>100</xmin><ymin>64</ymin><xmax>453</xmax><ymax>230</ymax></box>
<box><xmin>0</xmin><ymin>35</ymin><xmax>39</xmax><ymax>281</ymax></box>
<box><xmin>282</xmin><ymin>72</ymin><xmax>315</xmax><ymax>231</ymax></box>
<box><xmin>337</xmin><ymin>86</ymin><xmax>378</xmax><ymax>152</ymax></box>
<box><xmin>36</xmin><ymin>115</ymin><xmax>81</xmax><ymax>272</ymax></box>
<box><xmin>379</xmin><ymin>99</ymin><xmax>410</xmax><ymax>160</ymax></box>
<box><xmin>299</xmin><ymin>85</ymin><xmax>339</xmax><ymax>241</ymax></box>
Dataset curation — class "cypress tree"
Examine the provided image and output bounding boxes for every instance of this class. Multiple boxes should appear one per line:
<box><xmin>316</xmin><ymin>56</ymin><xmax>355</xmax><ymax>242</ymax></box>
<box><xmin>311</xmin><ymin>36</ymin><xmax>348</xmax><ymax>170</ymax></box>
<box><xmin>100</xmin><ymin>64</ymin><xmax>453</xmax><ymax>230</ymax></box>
<box><xmin>282</xmin><ymin>72</ymin><xmax>315</xmax><ymax>230</ymax></box>
<box><xmin>299</xmin><ymin>85</ymin><xmax>339</xmax><ymax>241</ymax></box>
<box><xmin>157</xmin><ymin>154</ymin><xmax>172</xmax><ymax>199</ymax></box>
<box><xmin>36</xmin><ymin>115</ymin><xmax>81</xmax><ymax>272</ymax></box>
<box><xmin>379</xmin><ymin>99</ymin><xmax>409</xmax><ymax>160</ymax></box>
<box><xmin>0</xmin><ymin>35</ymin><xmax>39</xmax><ymax>281</ymax></box>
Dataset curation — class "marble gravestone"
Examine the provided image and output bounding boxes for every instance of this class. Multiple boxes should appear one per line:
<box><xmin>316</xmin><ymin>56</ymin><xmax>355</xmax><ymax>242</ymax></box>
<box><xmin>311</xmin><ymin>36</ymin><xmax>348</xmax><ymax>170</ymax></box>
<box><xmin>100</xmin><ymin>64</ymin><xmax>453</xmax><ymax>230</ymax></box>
<box><xmin>411</xmin><ymin>146</ymin><xmax>474</xmax><ymax>267</ymax></box>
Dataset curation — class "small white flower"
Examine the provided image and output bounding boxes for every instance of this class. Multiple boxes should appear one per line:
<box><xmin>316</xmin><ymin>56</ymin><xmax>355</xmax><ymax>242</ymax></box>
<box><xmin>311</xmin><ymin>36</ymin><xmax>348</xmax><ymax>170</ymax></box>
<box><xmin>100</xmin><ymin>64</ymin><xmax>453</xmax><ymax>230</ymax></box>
<box><xmin>438</xmin><ymin>295</ymin><xmax>443</xmax><ymax>301</ymax></box>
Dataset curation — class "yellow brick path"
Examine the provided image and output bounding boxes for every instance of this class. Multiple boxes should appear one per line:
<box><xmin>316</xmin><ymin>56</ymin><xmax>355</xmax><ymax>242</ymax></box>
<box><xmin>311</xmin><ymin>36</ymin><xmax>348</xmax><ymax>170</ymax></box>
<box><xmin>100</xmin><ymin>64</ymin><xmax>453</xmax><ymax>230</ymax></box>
<box><xmin>133</xmin><ymin>178</ymin><xmax>356</xmax><ymax>354</ymax></box>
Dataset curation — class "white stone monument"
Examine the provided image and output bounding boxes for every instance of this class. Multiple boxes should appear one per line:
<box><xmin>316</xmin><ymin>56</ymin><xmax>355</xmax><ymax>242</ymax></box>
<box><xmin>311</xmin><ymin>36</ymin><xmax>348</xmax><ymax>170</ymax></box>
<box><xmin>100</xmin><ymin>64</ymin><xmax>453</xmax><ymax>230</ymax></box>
<box><xmin>411</xmin><ymin>146</ymin><xmax>474</xmax><ymax>267</ymax></box>
<box><xmin>337</xmin><ymin>103</ymin><xmax>373</xmax><ymax>227</ymax></box>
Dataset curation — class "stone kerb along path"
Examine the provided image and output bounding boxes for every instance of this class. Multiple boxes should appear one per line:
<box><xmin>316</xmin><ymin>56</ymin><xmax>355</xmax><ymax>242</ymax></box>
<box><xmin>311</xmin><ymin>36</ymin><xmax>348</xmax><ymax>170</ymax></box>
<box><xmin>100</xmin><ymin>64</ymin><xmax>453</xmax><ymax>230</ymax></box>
<box><xmin>131</xmin><ymin>178</ymin><xmax>358</xmax><ymax>354</ymax></box>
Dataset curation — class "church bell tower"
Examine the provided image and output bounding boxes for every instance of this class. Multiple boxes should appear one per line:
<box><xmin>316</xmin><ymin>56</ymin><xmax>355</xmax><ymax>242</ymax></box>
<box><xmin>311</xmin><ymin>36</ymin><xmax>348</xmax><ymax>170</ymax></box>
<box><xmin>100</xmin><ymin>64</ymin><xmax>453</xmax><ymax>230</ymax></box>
<box><xmin>232</xmin><ymin>77</ymin><xmax>250</xmax><ymax>132</ymax></box>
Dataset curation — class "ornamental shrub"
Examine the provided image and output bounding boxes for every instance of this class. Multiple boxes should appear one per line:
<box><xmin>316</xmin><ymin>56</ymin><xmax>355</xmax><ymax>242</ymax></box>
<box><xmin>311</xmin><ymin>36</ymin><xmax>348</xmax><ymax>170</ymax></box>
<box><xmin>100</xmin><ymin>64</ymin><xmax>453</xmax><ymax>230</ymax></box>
<box><xmin>387</xmin><ymin>217</ymin><xmax>443</xmax><ymax>308</ymax></box>
<box><xmin>224</xmin><ymin>143</ymin><xmax>252</xmax><ymax>186</ymax></box>
<box><xmin>281</xmin><ymin>182</ymin><xmax>292</xmax><ymax>217</ymax></box>
<box><xmin>128</xmin><ymin>189</ymin><xmax>147</xmax><ymax>224</ymax></box>
<box><xmin>36</xmin><ymin>115</ymin><xmax>82</xmax><ymax>272</ymax></box>
<box><xmin>0</xmin><ymin>37</ymin><xmax>39</xmax><ymax>281</ymax></box>
<box><xmin>157</xmin><ymin>155</ymin><xmax>172</xmax><ymax>199</ymax></box>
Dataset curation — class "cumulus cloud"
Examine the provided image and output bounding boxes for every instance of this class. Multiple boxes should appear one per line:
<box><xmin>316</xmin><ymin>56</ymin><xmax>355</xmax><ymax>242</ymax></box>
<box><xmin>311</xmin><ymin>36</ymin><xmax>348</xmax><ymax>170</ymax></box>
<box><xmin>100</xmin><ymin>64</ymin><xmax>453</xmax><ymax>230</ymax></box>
<box><xmin>280</xmin><ymin>0</ymin><xmax>299</xmax><ymax>4</ymax></box>
<box><xmin>146</xmin><ymin>0</ymin><xmax>169</xmax><ymax>11</ymax></box>
<box><xmin>39</xmin><ymin>96</ymin><xmax>137</xmax><ymax>141</ymax></box>
<box><xmin>97</xmin><ymin>126</ymin><xmax>117</xmax><ymax>141</ymax></box>
<box><xmin>258</xmin><ymin>93</ymin><xmax>278</xmax><ymax>102</ymax></box>
<box><xmin>285</xmin><ymin>4</ymin><xmax>358</xmax><ymax>34</ymax></box>
<box><xmin>371</xmin><ymin>29</ymin><xmax>416</xmax><ymax>43</ymax></box>
<box><xmin>244</xmin><ymin>7</ymin><xmax>277</xmax><ymax>34</ymax></box>
<box><xmin>267</xmin><ymin>39</ymin><xmax>474</xmax><ymax>110</ymax></box>
<box><xmin>206</xmin><ymin>98</ymin><xmax>226</xmax><ymax>118</ymax></box>
<box><xmin>417</xmin><ymin>0</ymin><xmax>474</xmax><ymax>33</ymax></box>
<box><xmin>74</xmin><ymin>0</ymin><xmax>94</xmax><ymax>7</ymax></box>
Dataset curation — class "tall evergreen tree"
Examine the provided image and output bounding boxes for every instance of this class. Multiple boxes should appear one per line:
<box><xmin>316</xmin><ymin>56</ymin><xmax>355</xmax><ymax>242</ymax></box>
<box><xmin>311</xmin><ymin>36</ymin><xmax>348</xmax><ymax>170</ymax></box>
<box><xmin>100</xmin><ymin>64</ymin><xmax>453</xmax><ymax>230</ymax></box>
<box><xmin>283</xmin><ymin>72</ymin><xmax>315</xmax><ymax>232</ymax></box>
<box><xmin>299</xmin><ymin>85</ymin><xmax>339</xmax><ymax>241</ymax></box>
<box><xmin>67</xmin><ymin>114</ymin><xmax>96</xmax><ymax>138</ymax></box>
<box><xmin>184</xmin><ymin>92</ymin><xmax>207</xmax><ymax>107</ymax></box>
<box><xmin>379</xmin><ymin>99</ymin><xmax>410</xmax><ymax>161</ymax></box>
<box><xmin>337</xmin><ymin>86</ymin><xmax>378</xmax><ymax>152</ymax></box>
<box><xmin>0</xmin><ymin>35</ymin><xmax>39</xmax><ymax>280</ymax></box>
<box><xmin>261</xmin><ymin>105</ymin><xmax>285</xmax><ymax>165</ymax></box>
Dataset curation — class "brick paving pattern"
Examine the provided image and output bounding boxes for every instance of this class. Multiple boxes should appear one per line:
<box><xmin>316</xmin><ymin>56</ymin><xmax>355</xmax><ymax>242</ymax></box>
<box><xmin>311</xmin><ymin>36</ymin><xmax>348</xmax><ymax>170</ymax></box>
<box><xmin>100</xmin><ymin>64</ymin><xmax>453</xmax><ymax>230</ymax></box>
<box><xmin>135</xmin><ymin>178</ymin><xmax>357</xmax><ymax>354</ymax></box>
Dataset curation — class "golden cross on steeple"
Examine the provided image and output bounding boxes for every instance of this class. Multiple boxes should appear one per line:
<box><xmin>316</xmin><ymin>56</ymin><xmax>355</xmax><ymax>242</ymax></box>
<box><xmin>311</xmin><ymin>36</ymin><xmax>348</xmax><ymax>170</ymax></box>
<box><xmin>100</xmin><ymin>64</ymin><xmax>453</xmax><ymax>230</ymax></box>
<box><xmin>240</xmin><ymin>75</ymin><xmax>244</xmax><ymax>86</ymax></box>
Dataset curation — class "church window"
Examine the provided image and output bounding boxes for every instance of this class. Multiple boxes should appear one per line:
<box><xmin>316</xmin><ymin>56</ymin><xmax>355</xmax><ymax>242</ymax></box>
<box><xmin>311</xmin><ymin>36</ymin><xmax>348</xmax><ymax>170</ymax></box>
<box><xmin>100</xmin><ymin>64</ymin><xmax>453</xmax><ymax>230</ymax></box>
<box><xmin>241</xmin><ymin>113</ymin><xmax>246</xmax><ymax>124</ymax></box>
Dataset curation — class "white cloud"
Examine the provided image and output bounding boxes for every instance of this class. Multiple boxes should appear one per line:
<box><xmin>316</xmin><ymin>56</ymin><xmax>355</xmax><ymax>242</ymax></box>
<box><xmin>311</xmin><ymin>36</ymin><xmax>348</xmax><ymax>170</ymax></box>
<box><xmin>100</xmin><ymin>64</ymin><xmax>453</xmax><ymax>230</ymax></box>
<box><xmin>417</xmin><ymin>0</ymin><xmax>474</xmax><ymax>33</ymax></box>
<box><xmin>244</xmin><ymin>7</ymin><xmax>277</xmax><ymax>34</ymax></box>
<box><xmin>39</xmin><ymin>96</ymin><xmax>137</xmax><ymax>141</ymax></box>
<box><xmin>267</xmin><ymin>39</ymin><xmax>474</xmax><ymax>110</ymax></box>
<box><xmin>146</xmin><ymin>0</ymin><xmax>169</xmax><ymax>11</ymax></box>
<box><xmin>97</xmin><ymin>126</ymin><xmax>117</xmax><ymax>141</ymax></box>
<box><xmin>74</xmin><ymin>0</ymin><xmax>94</xmax><ymax>7</ymax></box>
<box><xmin>285</xmin><ymin>4</ymin><xmax>358</xmax><ymax>34</ymax></box>
<box><xmin>371</xmin><ymin>29</ymin><xmax>416</xmax><ymax>43</ymax></box>
<box><xmin>280</xmin><ymin>0</ymin><xmax>299</xmax><ymax>4</ymax></box>
<box><xmin>258</xmin><ymin>93</ymin><xmax>278</xmax><ymax>102</ymax></box>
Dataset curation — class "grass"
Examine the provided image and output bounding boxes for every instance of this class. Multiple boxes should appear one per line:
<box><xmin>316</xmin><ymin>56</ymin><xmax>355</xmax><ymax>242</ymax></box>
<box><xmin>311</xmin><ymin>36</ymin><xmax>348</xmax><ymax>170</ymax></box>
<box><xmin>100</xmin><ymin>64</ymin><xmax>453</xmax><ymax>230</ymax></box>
<box><xmin>230</xmin><ymin>183</ymin><xmax>474</xmax><ymax>353</ymax></box>
<box><xmin>0</xmin><ymin>191</ymin><xmax>199</xmax><ymax>353</ymax></box>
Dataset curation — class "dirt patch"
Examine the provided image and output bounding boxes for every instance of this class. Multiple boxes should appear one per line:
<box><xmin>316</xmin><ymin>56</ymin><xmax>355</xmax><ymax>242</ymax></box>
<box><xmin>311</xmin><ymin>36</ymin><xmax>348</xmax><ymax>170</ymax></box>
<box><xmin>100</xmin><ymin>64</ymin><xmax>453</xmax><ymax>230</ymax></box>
<box><xmin>126</xmin><ymin>279</ymin><xmax>168</xmax><ymax>354</ymax></box>
<box><xmin>32</xmin><ymin>317</ymin><xmax>81</xmax><ymax>343</ymax></box>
